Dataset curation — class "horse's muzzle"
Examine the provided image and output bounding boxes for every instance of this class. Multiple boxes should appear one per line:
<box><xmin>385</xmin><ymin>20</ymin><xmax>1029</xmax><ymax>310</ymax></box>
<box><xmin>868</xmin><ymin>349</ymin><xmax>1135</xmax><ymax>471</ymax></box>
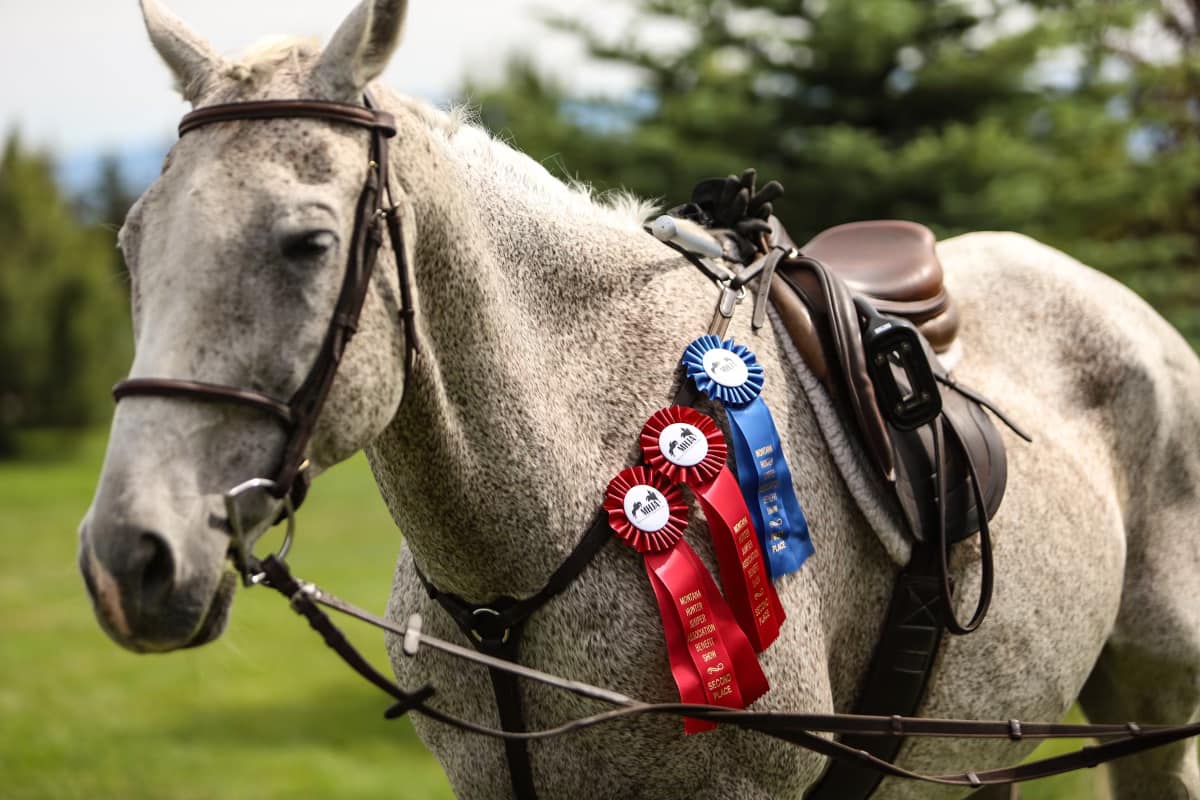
<box><xmin>78</xmin><ymin>516</ymin><xmax>233</xmax><ymax>652</ymax></box>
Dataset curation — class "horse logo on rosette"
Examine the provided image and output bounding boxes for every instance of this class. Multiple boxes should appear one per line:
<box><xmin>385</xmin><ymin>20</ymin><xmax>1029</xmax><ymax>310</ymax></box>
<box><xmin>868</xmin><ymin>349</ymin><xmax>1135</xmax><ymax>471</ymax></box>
<box><xmin>712</xmin><ymin>355</ymin><xmax>739</xmax><ymax>377</ymax></box>
<box><xmin>667</xmin><ymin>425</ymin><xmax>699</xmax><ymax>459</ymax></box>
<box><xmin>658</xmin><ymin>420</ymin><xmax>709</xmax><ymax>468</ymax></box>
<box><xmin>624</xmin><ymin>485</ymin><xmax>670</xmax><ymax>533</ymax></box>
<box><xmin>632</xmin><ymin>490</ymin><xmax>662</xmax><ymax>520</ymax></box>
<box><xmin>701</xmin><ymin>346</ymin><xmax>750</xmax><ymax>390</ymax></box>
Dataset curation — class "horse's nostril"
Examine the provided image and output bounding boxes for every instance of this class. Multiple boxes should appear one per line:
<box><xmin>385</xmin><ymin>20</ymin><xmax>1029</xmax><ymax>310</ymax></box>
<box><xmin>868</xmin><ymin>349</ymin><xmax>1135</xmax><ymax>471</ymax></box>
<box><xmin>136</xmin><ymin>532</ymin><xmax>175</xmax><ymax>609</ymax></box>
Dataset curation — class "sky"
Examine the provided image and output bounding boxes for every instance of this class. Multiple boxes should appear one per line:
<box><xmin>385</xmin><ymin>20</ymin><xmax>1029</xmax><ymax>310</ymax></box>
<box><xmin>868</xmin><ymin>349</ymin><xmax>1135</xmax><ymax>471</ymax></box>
<box><xmin>0</xmin><ymin>0</ymin><xmax>640</xmax><ymax>156</ymax></box>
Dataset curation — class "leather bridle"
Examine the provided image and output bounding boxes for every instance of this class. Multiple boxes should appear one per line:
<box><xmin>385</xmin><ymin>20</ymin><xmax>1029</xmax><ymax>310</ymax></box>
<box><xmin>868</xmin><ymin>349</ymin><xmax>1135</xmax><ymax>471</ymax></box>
<box><xmin>112</xmin><ymin>96</ymin><xmax>418</xmax><ymax>579</ymax></box>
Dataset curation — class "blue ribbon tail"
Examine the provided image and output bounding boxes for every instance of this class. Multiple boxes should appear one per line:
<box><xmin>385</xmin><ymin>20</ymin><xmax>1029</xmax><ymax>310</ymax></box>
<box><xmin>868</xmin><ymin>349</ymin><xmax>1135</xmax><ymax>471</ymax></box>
<box><xmin>726</xmin><ymin>397</ymin><xmax>814</xmax><ymax>579</ymax></box>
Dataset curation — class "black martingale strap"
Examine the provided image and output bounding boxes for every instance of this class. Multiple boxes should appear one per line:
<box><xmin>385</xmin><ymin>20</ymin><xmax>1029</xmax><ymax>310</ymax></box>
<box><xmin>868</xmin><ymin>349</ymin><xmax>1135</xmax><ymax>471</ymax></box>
<box><xmin>804</xmin><ymin>544</ymin><xmax>944</xmax><ymax>800</ymax></box>
<box><xmin>415</xmin><ymin>511</ymin><xmax>614</xmax><ymax>800</ymax></box>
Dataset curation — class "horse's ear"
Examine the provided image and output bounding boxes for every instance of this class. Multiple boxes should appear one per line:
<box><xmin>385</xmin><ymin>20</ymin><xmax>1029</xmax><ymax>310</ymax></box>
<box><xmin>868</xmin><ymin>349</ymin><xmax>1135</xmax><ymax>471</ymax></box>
<box><xmin>139</xmin><ymin>0</ymin><xmax>223</xmax><ymax>104</ymax></box>
<box><xmin>313</xmin><ymin>0</ymin><xmax>409</xmax><ymax>100</ymax></box>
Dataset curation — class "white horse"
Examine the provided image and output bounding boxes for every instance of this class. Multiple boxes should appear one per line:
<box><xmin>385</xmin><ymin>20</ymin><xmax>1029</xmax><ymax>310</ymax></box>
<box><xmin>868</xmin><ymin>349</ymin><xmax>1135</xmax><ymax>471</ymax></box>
<box><xmin>79</xmin><ymin>1</ymin><xmax>1200</xmax><ymax>797</ymax></box>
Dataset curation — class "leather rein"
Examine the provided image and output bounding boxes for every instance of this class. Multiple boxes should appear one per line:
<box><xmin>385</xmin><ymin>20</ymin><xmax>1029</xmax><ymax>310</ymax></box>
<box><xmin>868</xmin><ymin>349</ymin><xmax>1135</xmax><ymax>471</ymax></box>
<box><xmin>259</xmin><ymin>554</ymin><xmax>1200</xmax><ymax>791</ymax></box>
<box><xmin>111</xmin><ymin>95</ymin><xmax>1200</xmax><ymax>793</ymax></box>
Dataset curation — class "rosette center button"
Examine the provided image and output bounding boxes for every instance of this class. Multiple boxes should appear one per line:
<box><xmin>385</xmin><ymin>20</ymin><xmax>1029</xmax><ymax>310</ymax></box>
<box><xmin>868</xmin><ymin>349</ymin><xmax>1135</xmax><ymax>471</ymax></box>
<box><xmin>702</xmin><ymin>349</ymin><xmax>749</xmax><ymax>388</ymax></box>
<box><xmin>623</xmin><ymin>485</ymin><xmax>671</xmax><ymax>532</ymax></box>
<box><xmin>658</xmin><ymin>423</ymin><xmax>709</xmax><ymax>468</ymax></box>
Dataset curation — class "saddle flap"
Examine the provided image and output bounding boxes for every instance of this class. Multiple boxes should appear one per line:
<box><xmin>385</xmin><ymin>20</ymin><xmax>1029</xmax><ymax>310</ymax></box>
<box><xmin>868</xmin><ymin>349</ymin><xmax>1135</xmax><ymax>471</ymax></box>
<box><xmin>772</xmin><ymin>256</ymin><xmax>898</xmax><ymax>482</ymax></box>
<box><xmin>768</xmin><ymin>254</ymin><xmax>1009</xmax><ymax>546</ymax></box>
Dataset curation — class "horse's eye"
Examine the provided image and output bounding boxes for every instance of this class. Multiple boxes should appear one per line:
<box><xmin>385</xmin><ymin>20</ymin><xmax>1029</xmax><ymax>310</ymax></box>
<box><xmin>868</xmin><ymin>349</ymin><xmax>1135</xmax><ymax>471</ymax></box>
<box><xmin>282</xmin><ymin>230</ymin><xmax>337</xmax><ymax>260</ymax></box>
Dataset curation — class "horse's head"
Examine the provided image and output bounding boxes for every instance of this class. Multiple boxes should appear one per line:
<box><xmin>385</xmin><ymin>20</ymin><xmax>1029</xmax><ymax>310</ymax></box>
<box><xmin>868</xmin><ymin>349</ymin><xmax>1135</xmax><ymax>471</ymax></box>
<box><xmin>79</xmin><ymin>0</ymin><xmax>413</xmax><ymax>652</ymax></box>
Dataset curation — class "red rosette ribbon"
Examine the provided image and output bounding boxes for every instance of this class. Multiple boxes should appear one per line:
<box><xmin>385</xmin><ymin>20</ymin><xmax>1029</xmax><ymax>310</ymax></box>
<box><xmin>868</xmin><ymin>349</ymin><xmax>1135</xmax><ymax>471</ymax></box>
<box><xmin>641</xmin><ymin>407</ymin><xmax>786</xmax><ymax>654</ymax></box>
<box><xmin>605</xmin><ymin>466</ymin><xmax>768</xmax><ymax>733</ymax></box>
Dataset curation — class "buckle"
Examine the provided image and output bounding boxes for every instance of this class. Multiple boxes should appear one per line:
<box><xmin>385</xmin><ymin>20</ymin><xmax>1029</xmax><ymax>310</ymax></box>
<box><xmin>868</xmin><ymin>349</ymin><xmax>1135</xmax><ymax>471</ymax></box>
<box><xmin>858</xmin><ymin>301</ymin><xmax>941</xmax><ymax>430</ymax></box>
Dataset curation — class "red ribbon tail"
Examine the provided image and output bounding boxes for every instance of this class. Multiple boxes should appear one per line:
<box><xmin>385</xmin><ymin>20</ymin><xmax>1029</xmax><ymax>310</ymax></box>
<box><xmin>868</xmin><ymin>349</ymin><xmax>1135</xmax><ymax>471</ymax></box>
<box><xmin>697</xmin><ymin>468</ymin><xmax>786</xmax><ymax>652</ymax></box>
<box><xmin>645</xmin><ymin>543</ymin><xmax>768</xmax><ymax>733</ymax></box>
<box><xmin>646</xmin><ymin>560</ymin><xmax>713</xmax><ymax>734</ymax></box>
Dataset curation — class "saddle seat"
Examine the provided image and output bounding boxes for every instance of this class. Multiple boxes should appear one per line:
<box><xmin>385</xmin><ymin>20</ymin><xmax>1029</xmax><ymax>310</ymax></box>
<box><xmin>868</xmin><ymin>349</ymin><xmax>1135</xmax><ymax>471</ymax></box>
<box><xmin>802</xmin><ymin>220</ymin><xmax>958</xmax><ymax>353</ymax></box>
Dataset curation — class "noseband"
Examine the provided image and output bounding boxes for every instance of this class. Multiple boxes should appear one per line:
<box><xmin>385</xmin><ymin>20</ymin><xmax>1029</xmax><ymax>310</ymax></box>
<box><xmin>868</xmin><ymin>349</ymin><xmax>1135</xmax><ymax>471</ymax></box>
<box><xmin>112</xmin><ymin>96</ymin><xmax>418</xmax><ymax>579</ymax></box>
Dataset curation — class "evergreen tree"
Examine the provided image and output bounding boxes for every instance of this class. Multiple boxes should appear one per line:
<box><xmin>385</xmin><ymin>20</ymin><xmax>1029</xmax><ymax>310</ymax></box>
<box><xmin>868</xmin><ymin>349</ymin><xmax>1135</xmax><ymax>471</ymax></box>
<box><xmin>467</xmin><ymin>0</ymin><xmax>1199</xmax><ymax>345</ymax></box>
<box><xmin>0</xmin><ymin>134</ymin><xmax>132</xmax><ymax>455</ymax></box>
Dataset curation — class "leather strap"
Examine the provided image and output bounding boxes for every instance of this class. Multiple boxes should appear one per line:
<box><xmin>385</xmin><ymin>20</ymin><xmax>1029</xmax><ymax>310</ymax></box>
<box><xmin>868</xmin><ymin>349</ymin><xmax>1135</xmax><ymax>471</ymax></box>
<box><xmin>804</xmin><ymin>544</ymin><xmax>944</xmax><ymax>799</ymax></box>
<box><xmin>934</xmin><ymin>414</ymin><xmax>994</xmax><ymax>635</ymax></box>
<box><xmin>257</xmin><ymin>554</ymin><xmax>1200</xmax><ymax>792</ymax></box>
<box><xmin>483</xmin><ymin>630</ymin><xmax>538</xmax><ymax>799</ymax></box>
<box><xmin>178</xmin><ymin>99</ymin><xmax>396</xmax><ymax>137</ymax></box>
<box><xmin>416</xmin><ymin>512</ymin><xmax>613</xmax><ymax>800</ymax></box>
<box><xmin>257</xmin><ymin>556</ymin><xmax>435</xmax><ymax>717</ymax></box>
<box><xmin>412</xmin><ymin>376</ymin><xmax>699</xmax><ymax>797</ymax></box>
<box><xmin>112</xmin><ymin>378</ymin><xmax>294</xmax><ymax>424</ymax></box>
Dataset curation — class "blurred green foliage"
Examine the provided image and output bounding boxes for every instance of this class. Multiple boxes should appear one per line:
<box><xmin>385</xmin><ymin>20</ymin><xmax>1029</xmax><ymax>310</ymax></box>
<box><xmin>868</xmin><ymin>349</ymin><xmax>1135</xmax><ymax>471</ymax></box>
<box><xmin>468</xmin><ymin>0</ymin><xmax>1200</xmax><ymax>345</ymax></box>
<box><xmin>2</xmin><ymin>0</ymin><xmax>1197</xmax><ymax>459</ymax></box>
<box><xmin>0</xmin><ymin>135</ymin><xmax>132</xmax><ymax>456</ymax></box>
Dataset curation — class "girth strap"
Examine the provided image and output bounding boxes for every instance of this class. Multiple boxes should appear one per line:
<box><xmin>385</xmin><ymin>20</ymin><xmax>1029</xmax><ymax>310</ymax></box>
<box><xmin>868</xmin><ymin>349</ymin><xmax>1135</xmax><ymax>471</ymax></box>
<box><xmin>804</xmin><ymin>544</ymin><xmax>944</xmax><ymax>799</ymax></box>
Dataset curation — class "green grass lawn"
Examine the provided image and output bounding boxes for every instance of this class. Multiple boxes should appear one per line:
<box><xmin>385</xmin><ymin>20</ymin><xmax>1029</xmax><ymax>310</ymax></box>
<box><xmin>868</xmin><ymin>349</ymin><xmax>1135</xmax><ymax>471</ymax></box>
<box><xmin>0</xmin><ymin>430</ymin><xmax>1113</xmax><ymax>799</ymax></box>
<box><xmin>1</xmin><ymin>431</ymin><xmax>454</xmax><ymax>800</ymax></box>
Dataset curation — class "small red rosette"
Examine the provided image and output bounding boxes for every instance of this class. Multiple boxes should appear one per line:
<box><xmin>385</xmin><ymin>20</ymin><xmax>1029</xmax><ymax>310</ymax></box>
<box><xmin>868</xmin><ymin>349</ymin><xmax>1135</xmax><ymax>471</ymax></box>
<box><xmin>604</xmin><ymin>466</ymin><xmax>689</xmax><ymax>554</ymax></box>
<box><xmin>605</xmin><ymin>466</ymin><xmax>768</xmax><ymax>733</ymax></box>
<box><xmin>641</xmin><ymin>407</ymin><xmax>786</xmax><ymax>653</ymax></box>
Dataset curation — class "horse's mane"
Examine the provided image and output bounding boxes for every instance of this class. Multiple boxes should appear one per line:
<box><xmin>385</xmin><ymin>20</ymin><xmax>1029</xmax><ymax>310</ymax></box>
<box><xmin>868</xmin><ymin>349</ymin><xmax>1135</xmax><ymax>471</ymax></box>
<box><xmin>398</xmin><ymin>96</ymin><xmax>659</xmax><ymax>230</ymax></box>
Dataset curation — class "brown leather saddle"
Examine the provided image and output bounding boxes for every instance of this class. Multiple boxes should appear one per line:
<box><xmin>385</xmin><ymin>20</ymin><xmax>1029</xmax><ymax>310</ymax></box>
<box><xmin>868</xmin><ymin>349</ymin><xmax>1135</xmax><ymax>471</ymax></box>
<box><xmin>767</xmin><ymin>219</ymin><xmax>1011</xmax><ymax>550</ymax></box>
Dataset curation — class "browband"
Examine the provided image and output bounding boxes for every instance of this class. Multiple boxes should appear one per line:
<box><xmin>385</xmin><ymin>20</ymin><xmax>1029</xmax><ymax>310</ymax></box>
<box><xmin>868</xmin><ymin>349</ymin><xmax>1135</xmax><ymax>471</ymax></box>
<box><xmin>179</xmin><ymin>99</ymin><xmax>397</xmax><ymax>137</ymax></box>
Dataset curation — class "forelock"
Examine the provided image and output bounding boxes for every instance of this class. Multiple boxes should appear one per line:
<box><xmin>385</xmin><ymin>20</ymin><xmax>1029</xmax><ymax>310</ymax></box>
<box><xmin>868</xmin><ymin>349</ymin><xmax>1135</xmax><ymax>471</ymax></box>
<box><xmin>214</xmin><ymin>36</ymin><xmax>322</xmax><ymax>95</ymax></box>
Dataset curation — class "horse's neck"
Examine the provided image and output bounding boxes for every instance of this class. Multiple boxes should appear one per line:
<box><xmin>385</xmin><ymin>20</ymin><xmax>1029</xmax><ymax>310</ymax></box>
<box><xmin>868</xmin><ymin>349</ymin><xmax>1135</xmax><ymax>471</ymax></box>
<box><xmin>368</xmin><ymin>103</ymin><xmax>880</xmax><ymax>669</ymax></box>
<box><xmin>367</xmin><ymin>106</ymin><xmax>719</xmax><ymax>598</ymax></box>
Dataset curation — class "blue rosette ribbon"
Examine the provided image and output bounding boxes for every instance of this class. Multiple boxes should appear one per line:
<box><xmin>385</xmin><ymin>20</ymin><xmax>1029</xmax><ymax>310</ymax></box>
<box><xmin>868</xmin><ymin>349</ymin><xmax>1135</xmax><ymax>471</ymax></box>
<box><xmin>682</xmin><ymin>335</ymin><xmax>814</xmax><ymax>578</ymax></box>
